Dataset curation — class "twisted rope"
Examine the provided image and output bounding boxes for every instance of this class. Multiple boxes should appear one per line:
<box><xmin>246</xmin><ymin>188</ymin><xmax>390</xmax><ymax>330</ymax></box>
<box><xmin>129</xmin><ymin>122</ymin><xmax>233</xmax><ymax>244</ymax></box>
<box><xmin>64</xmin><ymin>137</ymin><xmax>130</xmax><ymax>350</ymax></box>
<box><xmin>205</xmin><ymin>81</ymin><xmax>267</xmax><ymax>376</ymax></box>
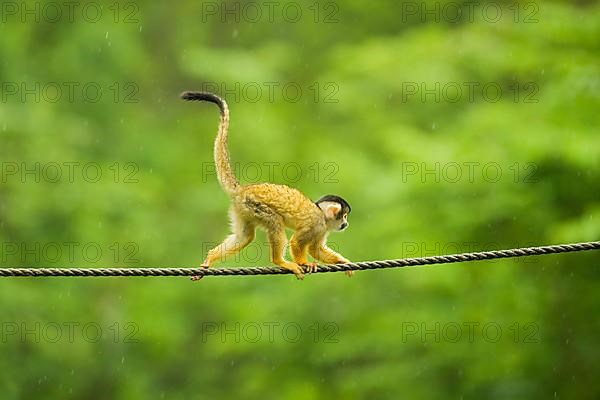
<box><xmin>0</xmin><ymin>241</ymin><xmax>598</xmax><ymax>278</ymax></box>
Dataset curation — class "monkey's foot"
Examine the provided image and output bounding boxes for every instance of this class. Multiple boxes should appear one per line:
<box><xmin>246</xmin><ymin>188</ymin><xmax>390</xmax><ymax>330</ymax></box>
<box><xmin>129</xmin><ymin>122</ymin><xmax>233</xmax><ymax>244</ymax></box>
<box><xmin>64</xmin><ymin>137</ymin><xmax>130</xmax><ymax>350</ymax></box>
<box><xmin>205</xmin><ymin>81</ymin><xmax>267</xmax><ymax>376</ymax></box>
<box><xmin>293</xmin><ymin>270</ymin><xmax>305</xmax><ymax>280</ymax></box>
<box><xmin>300</xmin><ymin>262</ymin><xmax>319</xmax><ymax>273</ymax></box>
<box><xmin>191</xmin><ymin>262</ymin><xmax>211</xmax><ymax>281</ymax></box>
<box><xmin>276</xmin><ymin>261</ymin><xmax>304</xmax><ymax>280</ymax></box>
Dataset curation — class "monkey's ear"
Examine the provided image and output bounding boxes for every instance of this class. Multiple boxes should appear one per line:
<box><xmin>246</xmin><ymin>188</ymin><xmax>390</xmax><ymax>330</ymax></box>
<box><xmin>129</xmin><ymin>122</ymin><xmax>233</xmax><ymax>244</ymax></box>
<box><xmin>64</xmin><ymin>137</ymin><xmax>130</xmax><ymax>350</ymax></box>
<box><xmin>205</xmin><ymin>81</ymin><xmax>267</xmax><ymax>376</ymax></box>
<box><xmin>318</xmin><ymin>201</ymin><xmax>342</xmax><ymax>220</ymax></box>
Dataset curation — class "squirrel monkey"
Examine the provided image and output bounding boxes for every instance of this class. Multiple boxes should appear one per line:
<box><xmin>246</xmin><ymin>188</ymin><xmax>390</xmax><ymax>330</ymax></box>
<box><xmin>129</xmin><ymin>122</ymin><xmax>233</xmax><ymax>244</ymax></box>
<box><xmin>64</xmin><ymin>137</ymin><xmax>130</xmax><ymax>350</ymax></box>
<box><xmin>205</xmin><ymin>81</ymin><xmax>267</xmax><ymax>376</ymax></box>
<box><xmin>181</xmin><ymin>91</ymin><xmax>353</xmax><ymax>280</ymax></box>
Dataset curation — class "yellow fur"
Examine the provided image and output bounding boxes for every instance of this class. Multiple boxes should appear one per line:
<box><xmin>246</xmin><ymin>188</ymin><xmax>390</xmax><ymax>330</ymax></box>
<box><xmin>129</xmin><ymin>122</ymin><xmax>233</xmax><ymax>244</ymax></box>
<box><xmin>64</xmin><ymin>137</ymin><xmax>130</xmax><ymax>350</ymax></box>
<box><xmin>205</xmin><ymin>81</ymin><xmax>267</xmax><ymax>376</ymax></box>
<box><xmin>182</xmin><ymin>91</ymin><xmax>351</xmax><ymax>279</ymax></box>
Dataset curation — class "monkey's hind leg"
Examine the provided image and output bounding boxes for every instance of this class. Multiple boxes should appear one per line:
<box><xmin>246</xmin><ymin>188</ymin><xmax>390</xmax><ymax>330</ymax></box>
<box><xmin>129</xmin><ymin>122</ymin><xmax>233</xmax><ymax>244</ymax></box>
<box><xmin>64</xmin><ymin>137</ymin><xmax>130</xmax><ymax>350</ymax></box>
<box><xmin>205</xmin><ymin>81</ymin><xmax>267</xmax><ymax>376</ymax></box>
<box><xmin>291</xmin><ymin>231</ymin><xmax>318</xmax><ymax>273</ymax></box>
<box><xmin>268</xmin><ymin>226</ymin><xmax>305</xmax><ymax>280</ymax></box>
<box><xmin>193</xmin><ymin>210</ymin><xmax>256</xmax><ymax>281</ymax></box>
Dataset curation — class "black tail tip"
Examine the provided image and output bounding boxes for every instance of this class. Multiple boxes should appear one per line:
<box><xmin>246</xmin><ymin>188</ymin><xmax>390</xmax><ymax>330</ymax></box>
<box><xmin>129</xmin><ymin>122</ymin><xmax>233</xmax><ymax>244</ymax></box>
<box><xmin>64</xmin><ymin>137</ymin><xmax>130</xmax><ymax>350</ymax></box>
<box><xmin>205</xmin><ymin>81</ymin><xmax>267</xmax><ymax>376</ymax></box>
<box><xmin>180</xmin><ymin>91</ymin><xmax>221</xmax><ymax>102</ymax></box>
<box><xmin>180</xmin><ymin>91</ymin><xmax>202</xmax><ymax>101</ymax></box>
<box><xmin>180</xmin><ymin>91</ymin><xmax>226</xmax><ymax>113</ymax></box>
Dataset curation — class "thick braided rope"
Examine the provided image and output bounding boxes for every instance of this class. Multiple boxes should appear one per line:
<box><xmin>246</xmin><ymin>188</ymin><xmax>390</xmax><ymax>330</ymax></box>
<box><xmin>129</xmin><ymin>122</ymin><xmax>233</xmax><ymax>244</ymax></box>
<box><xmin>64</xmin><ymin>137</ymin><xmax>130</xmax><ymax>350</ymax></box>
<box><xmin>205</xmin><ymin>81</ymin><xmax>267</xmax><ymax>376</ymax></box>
<box><xmin>0</xmin><ymin>241</ymin><xmax>598</xmax><ymax>278</ymax></box>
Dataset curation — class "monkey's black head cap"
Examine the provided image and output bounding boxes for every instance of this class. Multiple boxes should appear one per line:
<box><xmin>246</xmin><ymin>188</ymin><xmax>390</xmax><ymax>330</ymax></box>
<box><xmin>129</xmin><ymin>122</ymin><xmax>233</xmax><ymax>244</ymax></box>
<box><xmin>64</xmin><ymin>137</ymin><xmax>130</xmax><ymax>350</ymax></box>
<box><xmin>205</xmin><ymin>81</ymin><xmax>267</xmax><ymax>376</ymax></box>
<box><xmin>315</xmin><ymin>194</ymin><xmax>351</xmax><ymax>214</ymax></box>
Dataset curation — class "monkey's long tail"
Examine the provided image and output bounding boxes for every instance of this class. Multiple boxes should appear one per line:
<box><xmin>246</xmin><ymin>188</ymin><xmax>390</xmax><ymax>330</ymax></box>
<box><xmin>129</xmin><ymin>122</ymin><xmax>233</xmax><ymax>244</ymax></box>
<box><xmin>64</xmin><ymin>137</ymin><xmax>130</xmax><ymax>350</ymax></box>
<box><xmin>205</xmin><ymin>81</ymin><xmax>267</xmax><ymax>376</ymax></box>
<box><xmin>181</xmin><ymin>91</ymin><xmax>240</xmax><ymax>196</ymax></box>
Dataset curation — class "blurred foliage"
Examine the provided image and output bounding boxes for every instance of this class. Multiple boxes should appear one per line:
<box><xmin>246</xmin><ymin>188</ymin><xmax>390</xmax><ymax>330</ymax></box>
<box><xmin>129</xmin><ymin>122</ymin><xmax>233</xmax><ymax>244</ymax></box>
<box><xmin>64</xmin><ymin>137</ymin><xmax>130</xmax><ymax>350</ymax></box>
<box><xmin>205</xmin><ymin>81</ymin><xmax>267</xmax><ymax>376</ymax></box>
<box><xmin>0</xmin><ymin>0</ymin><xmax>599</xmax><ymax>399</ymax></box>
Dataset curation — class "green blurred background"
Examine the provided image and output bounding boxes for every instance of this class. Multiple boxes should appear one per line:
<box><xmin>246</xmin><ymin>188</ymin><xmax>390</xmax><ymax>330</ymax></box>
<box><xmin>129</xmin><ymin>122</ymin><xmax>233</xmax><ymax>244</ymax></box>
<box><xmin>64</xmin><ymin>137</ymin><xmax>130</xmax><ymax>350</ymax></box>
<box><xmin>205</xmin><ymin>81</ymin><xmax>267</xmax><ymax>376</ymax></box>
<box><xmin>1</xmin><ymin>0</ymin><xmax>599</xmax><ymax>398</ymax></box>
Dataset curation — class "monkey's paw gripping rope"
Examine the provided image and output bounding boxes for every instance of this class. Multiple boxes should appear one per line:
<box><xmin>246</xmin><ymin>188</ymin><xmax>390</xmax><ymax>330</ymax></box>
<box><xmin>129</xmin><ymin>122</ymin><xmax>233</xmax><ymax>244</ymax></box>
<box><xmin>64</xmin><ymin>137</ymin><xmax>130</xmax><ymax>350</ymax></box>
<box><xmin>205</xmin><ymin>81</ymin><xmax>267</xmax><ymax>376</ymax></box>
<box><xmin>0</xmin><ymin>241</ymin><xmax>598</xmax><ymax>278</ymax></box>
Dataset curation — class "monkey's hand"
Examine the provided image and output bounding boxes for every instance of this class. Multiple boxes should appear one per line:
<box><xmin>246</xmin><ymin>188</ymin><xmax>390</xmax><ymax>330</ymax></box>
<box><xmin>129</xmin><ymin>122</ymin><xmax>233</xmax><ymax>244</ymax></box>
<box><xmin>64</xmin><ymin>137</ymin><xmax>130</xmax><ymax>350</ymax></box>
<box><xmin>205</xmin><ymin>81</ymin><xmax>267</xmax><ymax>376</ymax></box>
<box><xmin>300</xmin><ymin>262</ymin><xmax>319</xmax><ymax>274</ymax></box>
<box><xmin>337</xmin><ymin>257</ymin><xmax>353</xmax><ymax>278</ymax></box>
<box><xmin>310</xmin><ymin>245</ymin><xmax>354</xmax><ymax>278</ymax></box>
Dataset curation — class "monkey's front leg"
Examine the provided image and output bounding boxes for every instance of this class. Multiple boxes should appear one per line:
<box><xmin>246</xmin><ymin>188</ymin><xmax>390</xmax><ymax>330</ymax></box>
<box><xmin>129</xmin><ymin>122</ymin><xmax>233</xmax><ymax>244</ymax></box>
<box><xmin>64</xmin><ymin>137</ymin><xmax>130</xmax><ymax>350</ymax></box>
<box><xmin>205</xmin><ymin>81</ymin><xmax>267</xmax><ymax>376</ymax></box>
<box><xmin>310</xmin><ymin>243</ymin><xmax>354</xmax><ymax>277</ymax></box>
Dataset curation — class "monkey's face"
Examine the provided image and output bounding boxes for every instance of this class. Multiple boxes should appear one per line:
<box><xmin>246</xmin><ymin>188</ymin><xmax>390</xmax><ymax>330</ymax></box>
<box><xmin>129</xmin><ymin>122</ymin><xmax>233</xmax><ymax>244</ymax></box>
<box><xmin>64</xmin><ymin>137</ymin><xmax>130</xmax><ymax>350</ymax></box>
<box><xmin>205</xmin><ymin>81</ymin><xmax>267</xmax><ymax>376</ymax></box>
<box><xmin>338</xmin><ymin>211</ymin><xmax>349</xmax><ymax>231</ymax></box>
<box><xmin>317</xmin><ymin>198</ymin><xmax>351</xmax><ymax>232</ymax></box>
